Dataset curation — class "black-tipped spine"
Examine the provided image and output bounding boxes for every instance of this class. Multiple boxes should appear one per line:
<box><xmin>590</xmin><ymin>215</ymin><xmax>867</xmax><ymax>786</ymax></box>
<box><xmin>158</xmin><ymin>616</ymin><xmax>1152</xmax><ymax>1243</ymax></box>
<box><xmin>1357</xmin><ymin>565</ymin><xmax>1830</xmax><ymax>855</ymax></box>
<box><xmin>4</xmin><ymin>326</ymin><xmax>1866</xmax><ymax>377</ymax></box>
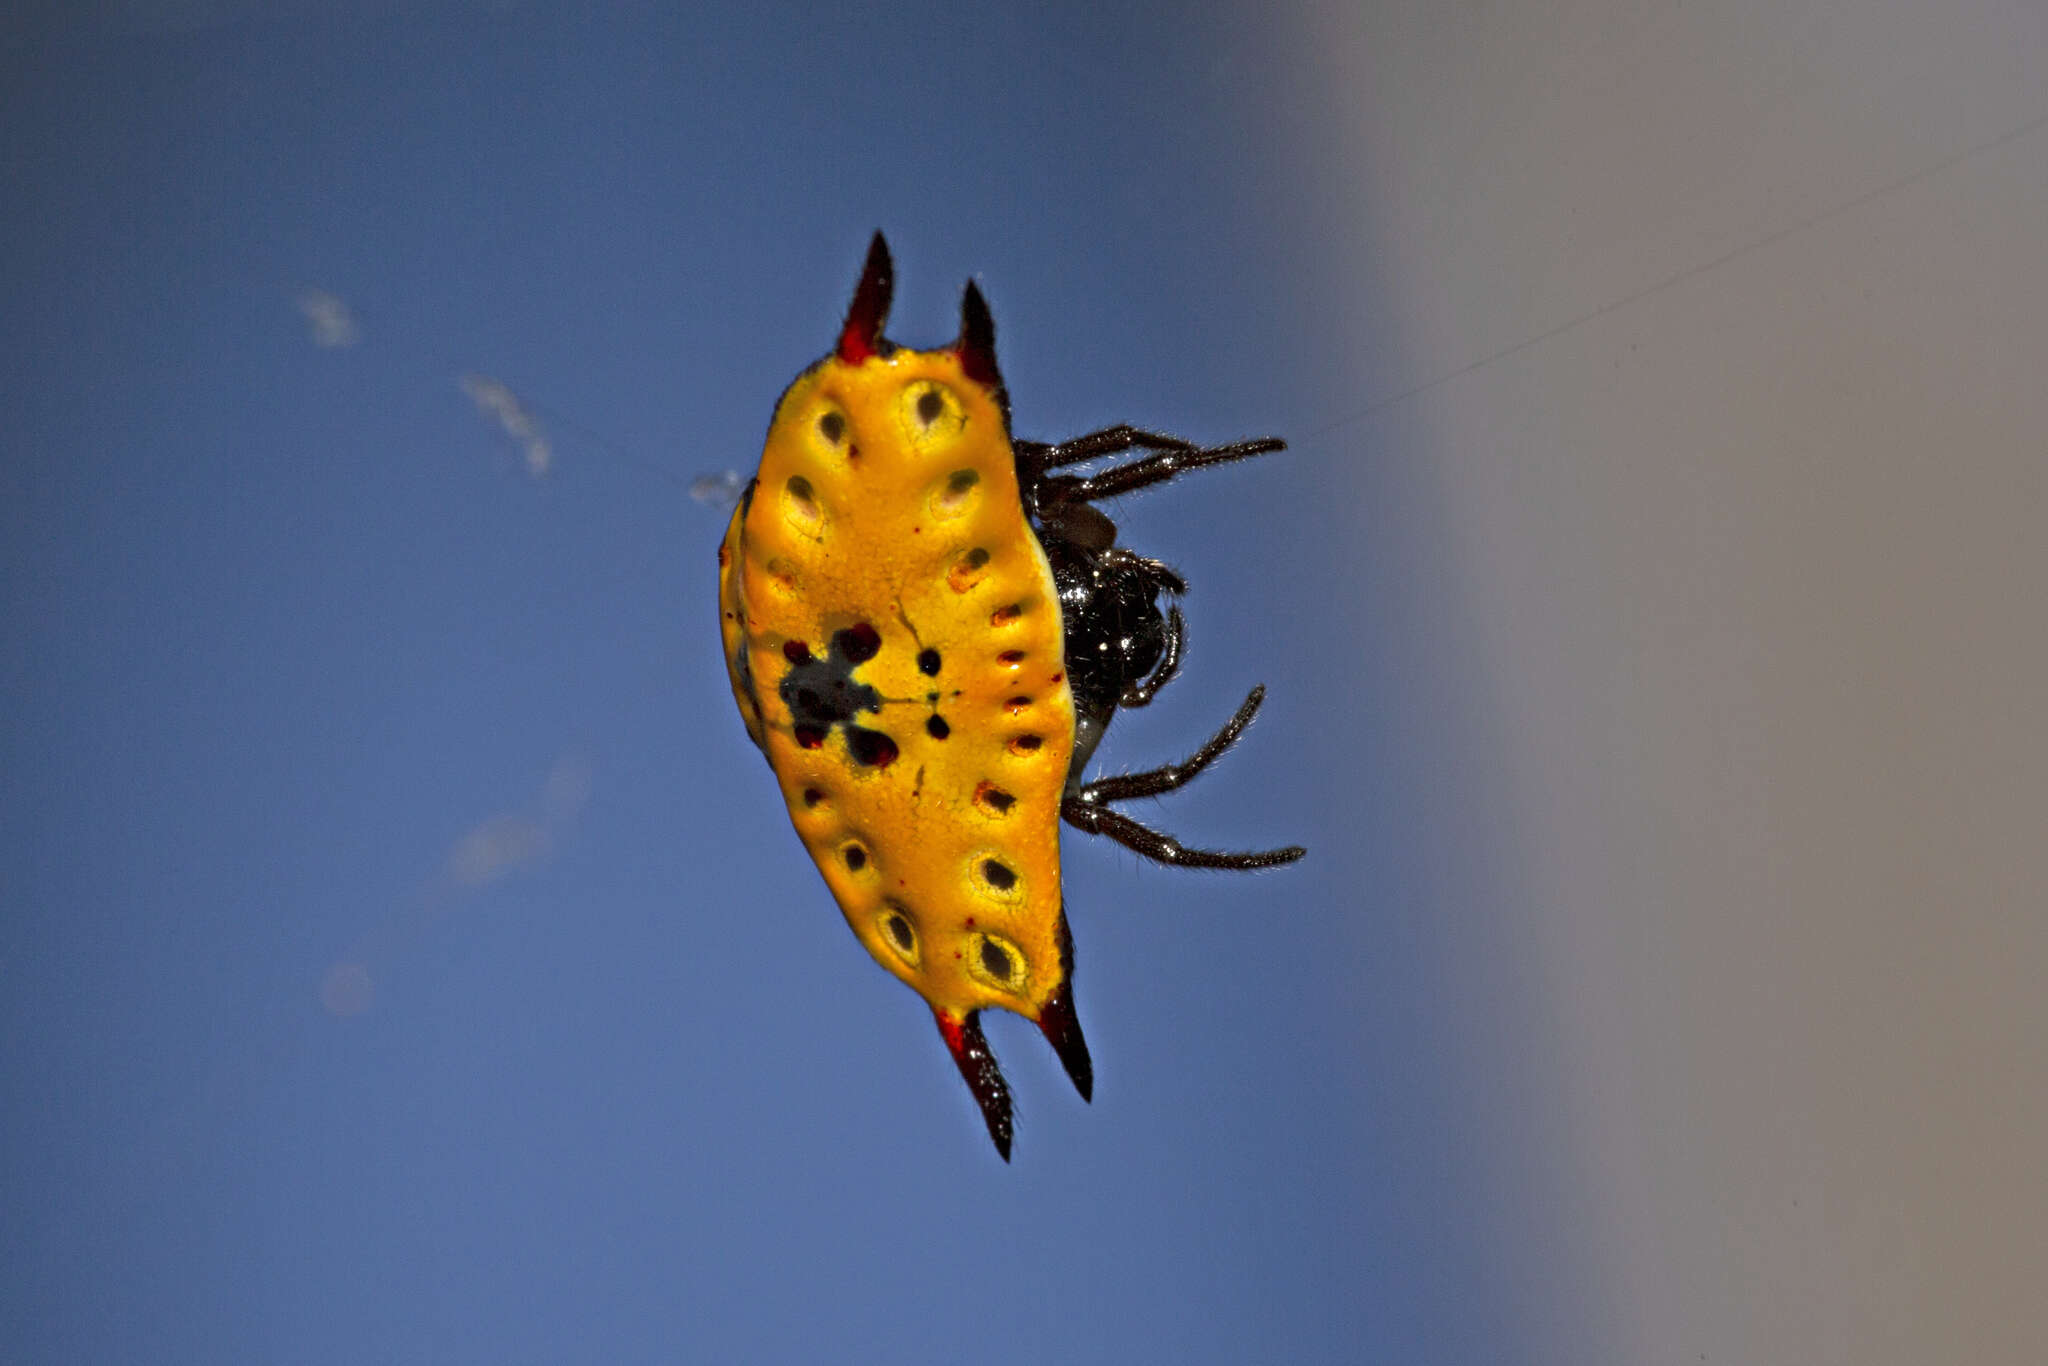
<box><xmin>936</xmin><ymin>1009</ymin><xmax>1014</xmax><ymax>1161</ymax></box>
<box><xmin>954</xmin><ymin>279</ymin><xmax>1010</xmax><ymax>423</ymax></box>
<box><xmin>955</xmin><ymin>281</ymin><xmax>1000</xmax><ymax>383</ymax></box>
<box><xmin>1037</xmin><ymin>984</ymin><xmax>1093</xmax><ymax>1102</ymax></box>
<box><xmin>837</xmin><ymin>232</ymin><xmax>894</xmax><ymax>363</ymax></box>
<box><xmin>1037</xmin><ymin>906</ymin><xmax>1093</xmax><ymax>1100</ymax></box>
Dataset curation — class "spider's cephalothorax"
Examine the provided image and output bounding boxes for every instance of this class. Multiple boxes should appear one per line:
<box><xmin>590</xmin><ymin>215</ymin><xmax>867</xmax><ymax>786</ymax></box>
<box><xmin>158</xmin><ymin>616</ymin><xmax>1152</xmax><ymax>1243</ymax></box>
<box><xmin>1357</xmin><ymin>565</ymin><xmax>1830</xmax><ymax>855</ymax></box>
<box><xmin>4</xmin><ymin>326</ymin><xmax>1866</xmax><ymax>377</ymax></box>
<box><xmin>718</xmin><ymin>233</ymin><xmax>1304</xmax><ymax>1160</ymax></box>
<box><xmin>1017</xmin><ymin>431</ymin><xmax>1307</xmax><ymax>869</ymax></box>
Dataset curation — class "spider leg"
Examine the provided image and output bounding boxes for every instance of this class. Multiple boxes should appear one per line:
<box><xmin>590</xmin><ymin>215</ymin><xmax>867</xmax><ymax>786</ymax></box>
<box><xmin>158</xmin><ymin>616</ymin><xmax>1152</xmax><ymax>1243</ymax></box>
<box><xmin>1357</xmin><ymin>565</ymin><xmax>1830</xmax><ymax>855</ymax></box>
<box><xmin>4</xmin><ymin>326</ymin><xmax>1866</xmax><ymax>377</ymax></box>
<box><xmin>1059</xmin><ymin>437</ymin><xmax>1287</xmax><ymax>505</ymax></box>
<box><xmin>1062</xmin><ymin>686</ymin><xmax>1306</xmax><ymax>868</ymax></box>
<box><xmin>1025</xmin><ymin>424</ymin><xmax>1203</xmax><ymax>472</ymax></box>
<box><xmin>1081</xmin><ymin>685</ymin><xmax>1261</xmax><ymax>803</ymax></box>
<box><xmin>1120</xmin><ymin>604</ymin><xmax>1183</xmax><ymax>709</ymax></box>
<box><xmin>1060</xmin><ymin>798</ymin><xmax>1306</xmax><ymax>870</ymax></box>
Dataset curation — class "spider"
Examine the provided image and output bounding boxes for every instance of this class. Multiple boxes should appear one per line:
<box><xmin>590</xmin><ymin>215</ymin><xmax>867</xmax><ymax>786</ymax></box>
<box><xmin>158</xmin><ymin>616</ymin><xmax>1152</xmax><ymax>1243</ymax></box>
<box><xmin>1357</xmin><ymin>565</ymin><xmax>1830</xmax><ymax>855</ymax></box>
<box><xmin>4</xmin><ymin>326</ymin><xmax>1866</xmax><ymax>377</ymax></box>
<box><xmin>717</xmin><ymin>233</ymin><xmax>1304</xmax><ymax>1159</ymax></box>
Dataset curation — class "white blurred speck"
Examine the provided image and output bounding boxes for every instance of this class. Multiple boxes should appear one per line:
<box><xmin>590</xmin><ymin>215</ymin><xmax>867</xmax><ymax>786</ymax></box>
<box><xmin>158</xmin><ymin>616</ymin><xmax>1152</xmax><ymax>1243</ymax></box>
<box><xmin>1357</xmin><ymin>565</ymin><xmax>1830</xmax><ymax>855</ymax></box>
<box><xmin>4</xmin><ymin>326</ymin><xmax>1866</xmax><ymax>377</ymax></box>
<box><xmin>324</xmin><ymin>749</ymin><xmax>595</xmax><ymax>1013</ymax></box>
<box><xmin>540</xmin><ymin>749</ymin><xmax>594</xmax><ymax>823</ymax></box>
<box><xmin>460</xmin><ymin>373</ymin><xmax>552</xmax><ymax>476</ymax></box>
<box><xmin>296</xmin><ymin>287</ymin><xmax>359</xmax><ymax>347</ymax></box>
<box><xmin>689</xmin><ymin>469</ymin><xmax>744</xmax><ymax>506</ymax></box>
<box><xmin>444</xmin><ymin>814</ymin><xmax>551</xmax><ymax>887</ymax></box>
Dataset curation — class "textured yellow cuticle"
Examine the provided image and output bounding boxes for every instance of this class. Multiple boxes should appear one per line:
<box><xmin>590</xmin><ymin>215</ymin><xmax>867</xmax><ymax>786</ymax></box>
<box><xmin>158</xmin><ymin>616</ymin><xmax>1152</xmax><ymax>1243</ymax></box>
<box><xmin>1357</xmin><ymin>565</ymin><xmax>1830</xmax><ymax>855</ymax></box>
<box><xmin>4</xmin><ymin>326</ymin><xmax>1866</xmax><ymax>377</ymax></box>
<box><xmin>719</xmin><ymin>344</ymin><xmax>1075</xmax><ymax>1024</ymax></box>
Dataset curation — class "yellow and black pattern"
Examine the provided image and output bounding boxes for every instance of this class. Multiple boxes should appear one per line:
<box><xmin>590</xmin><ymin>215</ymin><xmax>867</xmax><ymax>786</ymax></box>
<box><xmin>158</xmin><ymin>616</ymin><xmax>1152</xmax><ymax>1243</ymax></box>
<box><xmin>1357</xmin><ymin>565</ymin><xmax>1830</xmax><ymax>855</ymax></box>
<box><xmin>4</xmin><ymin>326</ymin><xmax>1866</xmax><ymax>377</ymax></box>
<box><xmin>720</xmin><ymin>234</ymin><xmax>1302</xmax><ymax>1160</ymax></box>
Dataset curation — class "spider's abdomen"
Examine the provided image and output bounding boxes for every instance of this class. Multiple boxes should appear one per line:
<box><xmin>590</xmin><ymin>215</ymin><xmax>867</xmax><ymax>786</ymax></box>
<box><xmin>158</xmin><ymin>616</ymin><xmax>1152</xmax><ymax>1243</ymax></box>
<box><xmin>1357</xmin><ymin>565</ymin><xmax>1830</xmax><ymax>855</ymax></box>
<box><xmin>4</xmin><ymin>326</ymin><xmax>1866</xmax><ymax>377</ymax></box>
<box><xmin>719</xmin><ymin>344</ymin><xmax>1078</xmax><ymax>1028</ymax></box>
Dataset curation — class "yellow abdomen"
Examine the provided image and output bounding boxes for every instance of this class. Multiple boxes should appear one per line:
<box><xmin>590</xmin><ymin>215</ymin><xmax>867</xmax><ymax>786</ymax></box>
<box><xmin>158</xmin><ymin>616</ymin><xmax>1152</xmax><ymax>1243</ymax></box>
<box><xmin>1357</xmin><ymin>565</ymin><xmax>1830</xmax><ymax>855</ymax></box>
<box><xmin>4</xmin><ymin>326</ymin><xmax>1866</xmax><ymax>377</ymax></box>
<box><xmin>718</xmin><ymin>345</ymin><xmax>1075</xmax><ymax>1025</ymax></box>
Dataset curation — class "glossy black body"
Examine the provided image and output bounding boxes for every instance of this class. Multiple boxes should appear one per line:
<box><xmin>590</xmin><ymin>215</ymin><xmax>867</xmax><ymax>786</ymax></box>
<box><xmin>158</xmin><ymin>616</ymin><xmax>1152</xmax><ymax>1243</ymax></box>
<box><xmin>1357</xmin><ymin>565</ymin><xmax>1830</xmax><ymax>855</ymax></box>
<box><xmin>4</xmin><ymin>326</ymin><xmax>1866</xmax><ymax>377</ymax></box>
<box><xmin>1011</xmin><ymin>427</ymin><xmax>1308</xmax><ymax>872</ymax></box>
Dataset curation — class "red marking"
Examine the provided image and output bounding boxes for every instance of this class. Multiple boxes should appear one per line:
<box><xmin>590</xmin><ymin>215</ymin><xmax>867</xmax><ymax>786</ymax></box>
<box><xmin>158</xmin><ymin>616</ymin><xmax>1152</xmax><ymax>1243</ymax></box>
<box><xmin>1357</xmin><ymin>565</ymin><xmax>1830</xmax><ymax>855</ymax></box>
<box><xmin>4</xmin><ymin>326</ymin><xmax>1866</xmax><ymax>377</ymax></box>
<box><xmin>837</xmin><ymin>233</ymin><xmax>893</xmax><ymax>363</ymax></box>
<box><xmin>848</xmin><ymin>727</ymin><xmax>899</xmax><ymax>768</ymax></box>
<box><xmin>1049</xmin><ymin>672</ymin><xmax>1064</xmax><ymax>684</ymax></box>
<box><xmin>964</xmin><ymin>916</ymin><xmax>976</xmax><ymax>928</ymax></box>
<box><xmin>999</xmin><ymin>650</ymin><xmax>1026</xmax><ymax>665</ymax></box>
<box><xmin>838</xmin><ymin>327</ymin><xmax>877</xmax><ymax>363</ymax></box>
<box><xmin>838</xmin><ymin>621</ymin><xmax>882</xmax><ymax>663</ymax></box>
<box><xmin>783</xmin><ymin>640</ymin><xmax>812</xmax><ymax>663</ymax></box>
<box><xmin>931</xmin><ymin>1006</ymin><xmax>1012</xmax><ymax>1159</ymax></box>
<box><xmin>955</xmin><ymin>348</ymin><xmax>998</xmax><ymax>387</ymax></box>
<box><xmin>794</xmin><ymin>725</ymin><xmax>826</xmax><ymax>749</ymax></box>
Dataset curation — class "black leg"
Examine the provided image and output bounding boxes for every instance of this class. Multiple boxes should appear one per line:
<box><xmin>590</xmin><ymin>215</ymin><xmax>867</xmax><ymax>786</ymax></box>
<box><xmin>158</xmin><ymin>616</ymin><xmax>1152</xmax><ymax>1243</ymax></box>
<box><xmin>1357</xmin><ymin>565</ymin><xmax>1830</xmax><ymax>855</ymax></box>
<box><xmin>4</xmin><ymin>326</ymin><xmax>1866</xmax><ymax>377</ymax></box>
<box><xmin>1120</xmin><ymin>604</ymin><xmax>1183</xmax><ymax>709</ymax></box>
<box><xmin>1019</xmin><ymin>427</ymin><xmax>1287</xmax><ymax>503</ymax></box>
<box><xmin>1057</xmin><ymin>437</ymin><xmax>1286</xmax><ymax>505</ymax></box>
<box><xmin>1026</xmin><ymin>424</ymin><xmax>1203</xmax><ymax>472</ymax></box>
<box><xmin>1081</xmin><ymin>686</ymin><xmax>1260</xmax><ymax>803</ymax></box>
<box><xmin>1062</xmin><ymin>686</ymin><xmax>1305</xmax><ymax>869</ymax></box>
<box><xmin>1061</xmin><ymin>797</ymin><xmax>1306</xmax><ymax>870</ymax></box>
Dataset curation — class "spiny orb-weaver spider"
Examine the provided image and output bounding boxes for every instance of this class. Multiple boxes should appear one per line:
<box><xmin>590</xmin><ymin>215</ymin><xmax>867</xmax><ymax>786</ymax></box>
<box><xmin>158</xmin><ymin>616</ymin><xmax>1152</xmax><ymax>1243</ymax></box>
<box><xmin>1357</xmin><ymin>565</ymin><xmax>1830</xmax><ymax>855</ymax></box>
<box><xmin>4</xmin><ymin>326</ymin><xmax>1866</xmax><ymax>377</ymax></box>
<box><xmin>717</xmin><ymin>233</ymin><xmax>1303</xmax><ymax>1159</ymax></box>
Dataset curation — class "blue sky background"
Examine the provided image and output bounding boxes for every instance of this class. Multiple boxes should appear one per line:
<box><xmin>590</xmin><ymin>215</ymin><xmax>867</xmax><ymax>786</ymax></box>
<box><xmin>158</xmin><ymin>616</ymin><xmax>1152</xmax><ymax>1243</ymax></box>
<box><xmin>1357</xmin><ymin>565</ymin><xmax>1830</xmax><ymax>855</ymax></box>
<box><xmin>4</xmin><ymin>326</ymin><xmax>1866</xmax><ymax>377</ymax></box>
<box><xmin>4</xmin><ymin>5</ymin><xmax>1576</xmax><ymax>1362</ymax></box>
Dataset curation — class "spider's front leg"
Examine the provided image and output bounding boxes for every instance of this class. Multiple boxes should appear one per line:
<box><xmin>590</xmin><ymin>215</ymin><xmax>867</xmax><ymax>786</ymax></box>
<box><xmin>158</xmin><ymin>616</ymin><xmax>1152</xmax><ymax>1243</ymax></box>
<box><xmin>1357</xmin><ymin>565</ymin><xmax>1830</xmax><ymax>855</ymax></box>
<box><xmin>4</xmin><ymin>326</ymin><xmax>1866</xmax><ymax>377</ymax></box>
<box><xmin>1017</xmin><ymin>424</ymin><xmax>1200</xmax><ymax>475</ymax></box>
<box><xmin>1019</xmin><ymin>427</ymin><xmax>1287</xmax><ymax>508</ymax></box>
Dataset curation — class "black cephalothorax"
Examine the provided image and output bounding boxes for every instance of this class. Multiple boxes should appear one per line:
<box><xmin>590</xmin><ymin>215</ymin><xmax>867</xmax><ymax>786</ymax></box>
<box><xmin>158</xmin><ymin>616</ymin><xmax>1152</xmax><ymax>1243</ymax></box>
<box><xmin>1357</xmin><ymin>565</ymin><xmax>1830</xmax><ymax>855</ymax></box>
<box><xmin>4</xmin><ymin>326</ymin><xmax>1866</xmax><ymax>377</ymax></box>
<box><xmin>1015</xmin><ymin>426</ymin><xmax>1306</xmax><ymax>871</ymax></box>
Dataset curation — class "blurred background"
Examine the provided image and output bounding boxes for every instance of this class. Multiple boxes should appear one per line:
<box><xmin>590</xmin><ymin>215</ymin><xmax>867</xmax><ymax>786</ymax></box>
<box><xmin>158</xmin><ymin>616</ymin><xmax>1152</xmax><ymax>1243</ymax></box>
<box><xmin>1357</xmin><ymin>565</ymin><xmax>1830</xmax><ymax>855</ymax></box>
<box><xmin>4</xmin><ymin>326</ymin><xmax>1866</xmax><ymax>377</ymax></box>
<box><xmin>5</xmin><ymin>1</ymin><xmax>2044</xmax><ymax>1361</ymax></box>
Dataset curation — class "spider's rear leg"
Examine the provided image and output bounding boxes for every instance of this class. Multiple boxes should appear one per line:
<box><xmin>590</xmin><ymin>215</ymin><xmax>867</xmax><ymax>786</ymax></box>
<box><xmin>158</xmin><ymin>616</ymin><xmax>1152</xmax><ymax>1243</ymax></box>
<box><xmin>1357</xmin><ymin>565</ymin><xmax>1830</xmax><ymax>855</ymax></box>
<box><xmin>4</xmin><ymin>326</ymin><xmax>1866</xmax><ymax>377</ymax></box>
<box><xmin>1077</xmin><ymin>684</ymin><xmax>1260</xmax><ymax>804</ymax></box>
<box><xmin>1060</xmin><ymin>803</ymin><xmax>1306</xmax><ymax>871</ymax></box>
<box><xmin>1062</xmin><ymin>686</ymin><xmax>1306</xmax><ymax>869</ymax></box>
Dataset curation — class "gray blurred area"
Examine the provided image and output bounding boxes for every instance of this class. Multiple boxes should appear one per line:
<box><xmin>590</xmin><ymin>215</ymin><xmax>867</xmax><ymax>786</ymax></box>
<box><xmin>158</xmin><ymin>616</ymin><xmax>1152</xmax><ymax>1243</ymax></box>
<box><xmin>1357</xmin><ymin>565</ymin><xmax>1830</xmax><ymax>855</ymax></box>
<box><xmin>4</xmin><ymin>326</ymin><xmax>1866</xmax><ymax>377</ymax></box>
<box><xmin>1302</xmin><ymin>1</ymin><xmax>2047</xmax><ymax>1359</ymax></box>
